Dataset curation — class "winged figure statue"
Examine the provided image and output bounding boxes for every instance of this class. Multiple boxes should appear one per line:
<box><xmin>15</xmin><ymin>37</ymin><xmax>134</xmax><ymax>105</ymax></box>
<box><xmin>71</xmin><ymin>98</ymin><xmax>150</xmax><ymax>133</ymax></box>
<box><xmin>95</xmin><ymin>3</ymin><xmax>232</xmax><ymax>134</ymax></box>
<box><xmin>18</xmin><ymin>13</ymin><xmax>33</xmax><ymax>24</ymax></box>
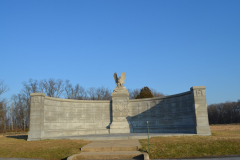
<box><xmin>113</xmin><ymin>72</ymin><xmax>126</xmax><ymax>87</ymax></box>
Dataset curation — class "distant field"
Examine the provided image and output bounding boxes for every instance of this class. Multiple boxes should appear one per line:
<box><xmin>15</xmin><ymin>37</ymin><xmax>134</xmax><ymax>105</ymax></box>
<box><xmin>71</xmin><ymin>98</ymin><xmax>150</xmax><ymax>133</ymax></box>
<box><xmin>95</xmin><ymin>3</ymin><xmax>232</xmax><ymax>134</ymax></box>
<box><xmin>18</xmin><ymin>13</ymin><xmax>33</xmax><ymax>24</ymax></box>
<box><xmin>139</xmin><ymin>124</ymin><xmax>240</xmax><ymax>159</ymax></box>
<box><xmin>0</xmin><ymin>124</ymin><xmax>240</xmax><ymax>160</ymax></box>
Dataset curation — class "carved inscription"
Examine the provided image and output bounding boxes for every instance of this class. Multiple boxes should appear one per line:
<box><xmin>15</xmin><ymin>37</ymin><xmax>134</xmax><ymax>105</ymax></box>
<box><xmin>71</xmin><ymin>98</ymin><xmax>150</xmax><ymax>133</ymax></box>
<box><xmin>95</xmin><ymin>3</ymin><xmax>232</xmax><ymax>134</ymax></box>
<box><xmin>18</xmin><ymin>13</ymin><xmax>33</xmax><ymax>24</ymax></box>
<box><xmin>116</xmin><ymin>104</ymin><xmax>127</xmax><ymax>111</ymax></box>
<box><xmin>196</xmin><ymin>90</ymin><xmax>202</xmax><ymax>96</ymax></box>
<box><xmin>35</xmin><ymin>97</ymin><xmax>39</xmax><ymax>103</ymax></box>
<box><xmin>113</xmin><ymin>103</ymin><xmax>129</xmax><ymax>117</ymax></box>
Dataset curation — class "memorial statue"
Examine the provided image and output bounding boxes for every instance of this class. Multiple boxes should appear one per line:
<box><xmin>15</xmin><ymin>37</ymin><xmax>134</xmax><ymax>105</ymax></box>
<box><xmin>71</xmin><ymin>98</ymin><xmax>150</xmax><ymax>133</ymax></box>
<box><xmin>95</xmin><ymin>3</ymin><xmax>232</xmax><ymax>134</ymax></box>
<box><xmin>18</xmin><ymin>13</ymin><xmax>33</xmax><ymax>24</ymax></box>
<box><xmin>113</xmin><ymin>72</ymin><xmax>126</xmax><ymax>87</ymax></box>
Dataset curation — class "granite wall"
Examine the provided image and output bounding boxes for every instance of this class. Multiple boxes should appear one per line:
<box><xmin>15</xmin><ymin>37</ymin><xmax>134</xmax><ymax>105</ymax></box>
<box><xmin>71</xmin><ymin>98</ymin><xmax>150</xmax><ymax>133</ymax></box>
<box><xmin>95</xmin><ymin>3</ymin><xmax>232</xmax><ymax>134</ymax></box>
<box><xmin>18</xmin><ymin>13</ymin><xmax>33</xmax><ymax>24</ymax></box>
<box><xmin>27</xmin><ymin>86</ymin><xmax>211</xmax><ymax>141</ymax></box>
<box><xmin>28</xmin><ymin>95</ymin><xmax>112</xmax><ymax>141</ymax></box>
<box><xmin>129</xmin><ymin>91</ymin><xmax>196</xmax><ymax>133</ymax></box>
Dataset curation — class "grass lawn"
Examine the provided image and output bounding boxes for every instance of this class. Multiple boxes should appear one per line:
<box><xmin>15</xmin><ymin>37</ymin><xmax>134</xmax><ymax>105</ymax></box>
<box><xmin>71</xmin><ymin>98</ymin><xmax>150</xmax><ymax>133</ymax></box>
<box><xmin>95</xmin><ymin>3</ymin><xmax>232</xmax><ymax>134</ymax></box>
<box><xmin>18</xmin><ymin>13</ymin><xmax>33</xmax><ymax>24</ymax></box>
<box><xmin>0</xmin><ymin>133</ymin><xmax>90</xmax><ymax>160</ymax></box>
<box><xmin>0</xmin><ymin>124</ymin><xmax>240</xmax><ymax>160</ymax></box>
<box><xmin>139</xmin><ymin>124</ymin><xmax>240</xmax><ymax>159</ymax></box>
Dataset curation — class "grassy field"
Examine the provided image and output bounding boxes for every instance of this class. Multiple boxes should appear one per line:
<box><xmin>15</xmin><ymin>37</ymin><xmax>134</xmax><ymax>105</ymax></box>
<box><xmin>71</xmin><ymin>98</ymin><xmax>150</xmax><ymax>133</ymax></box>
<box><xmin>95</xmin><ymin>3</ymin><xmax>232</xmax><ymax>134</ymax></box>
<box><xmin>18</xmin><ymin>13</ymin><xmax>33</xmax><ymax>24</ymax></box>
<box><xmin>0</xmin><ymin>124</ymin><xmax>240</xmax><ymax>159</ymax></box>
<box><xmin>0</xmin><ymin>134</ymin><xmax>90</xmax><ymax>160</ymax></box>
<box><xmin>139</xmin><ymin>124</ymin><xmax>240</xmax><ymax>159</ymax></box>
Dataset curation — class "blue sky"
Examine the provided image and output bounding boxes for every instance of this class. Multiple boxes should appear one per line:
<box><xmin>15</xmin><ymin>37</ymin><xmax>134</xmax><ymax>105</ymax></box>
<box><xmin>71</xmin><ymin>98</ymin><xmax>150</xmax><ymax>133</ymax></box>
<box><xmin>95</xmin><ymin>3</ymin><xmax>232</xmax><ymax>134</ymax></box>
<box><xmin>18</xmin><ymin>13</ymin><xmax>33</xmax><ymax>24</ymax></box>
<box><xmin>1</xmin><ymin>0</ymin><xmax>239</xmax><ymax>105</ymax></box>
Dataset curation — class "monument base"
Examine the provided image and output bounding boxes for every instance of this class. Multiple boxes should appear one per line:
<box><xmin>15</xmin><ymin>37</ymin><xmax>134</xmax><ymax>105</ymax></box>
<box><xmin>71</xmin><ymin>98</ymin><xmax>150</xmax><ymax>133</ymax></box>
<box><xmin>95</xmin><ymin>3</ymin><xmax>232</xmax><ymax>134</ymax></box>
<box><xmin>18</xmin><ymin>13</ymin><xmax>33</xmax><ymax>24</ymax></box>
<box><xmin>110</xmin><ymin>128</ymin><xmax>131</xmax><ymax>134</ymax></box>
<box><xmin>110</xmin><ymin>122</ymin><xmax>132</xmax><ymax>133</ymax></box>
<box><xmin>110</xmin><ymin>77</ymin><xmax>131</xmax><ymax>134</ymax></box>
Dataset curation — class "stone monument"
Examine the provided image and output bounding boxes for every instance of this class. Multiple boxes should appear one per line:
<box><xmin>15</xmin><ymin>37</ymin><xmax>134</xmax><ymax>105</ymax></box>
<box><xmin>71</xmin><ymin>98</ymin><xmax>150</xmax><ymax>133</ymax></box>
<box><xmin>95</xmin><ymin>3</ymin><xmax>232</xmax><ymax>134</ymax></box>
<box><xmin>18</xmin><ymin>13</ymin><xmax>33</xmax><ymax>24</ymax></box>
<box><xmin>110</xmin><ymin>72</ymin><xmax>132</xmax><ymax>133</ymax></box>
<box><xmin>27</xmin><ymin>72</ymin><xmax>211</xmax><ymax>141</ymax></box>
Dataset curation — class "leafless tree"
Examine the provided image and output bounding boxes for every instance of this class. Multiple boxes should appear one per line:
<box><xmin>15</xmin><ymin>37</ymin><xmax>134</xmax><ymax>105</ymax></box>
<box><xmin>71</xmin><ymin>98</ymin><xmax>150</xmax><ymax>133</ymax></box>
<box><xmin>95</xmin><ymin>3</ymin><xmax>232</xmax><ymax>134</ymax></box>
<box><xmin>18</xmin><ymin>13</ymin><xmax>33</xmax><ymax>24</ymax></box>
<box><xmin>128</xmin><ymin>89</ymin><xmax>140</xmax><ymax>99</ymax></box>
<box><xmin>20</xmin><ymin>79</ymin><xmax>40</xmax><ymax>130</ymax></box>
<box><xmin>95</xmin><ymin>87</ymin><xmax>111</xmax><ymax>100</ymax></box>
<box><xmin>0</xmin><ymin>80</ymin><xmax>9</xmax><ymax>132</ymax></box>
<box><xmin>151</xmin><ymin>88</ymin><xmax>165</xmax><ymax>97</ymax></box>
<box><xmin>76</xmin><ymin>85</ymin><xmax>87</xmax><ymax>100</ymax></box>
<box><xmin>0</xmin><ymin>80</ymin><xmax>9</xmax><ymax>96</ymax></box>
<box><xmin>11</xmin><ymin>94</ymin><xmax>25</xmax><ymax>131</ymax></box>
<box><xmin>22</xmin><ymin>79</ymin><xmax>38</xmax><ymax>93</ymax></box>
<box><xmin>208</xmin><ymin>100</ymin><xmax>240</xmax><ymax>124</ymax></box>
<box><xmin>0</xmin><ymin>100</ymin><xmax>7</xmax><ymax>132</ymax></box>
<box><xmin>39</xmin><ymin>79</ymin><xmax>64</xmax><ymax>98</ymax></box>
<box><xmin>64</xmin><ymin>80</ymin><xmax>86</xmax><ymax>99</ymax></box>
<box><xmin>87</xmin><ymin>87</ymin><xmax>111</xmax><ymax>100</ymax></box>
<box><xmin>87</xmin><ymin>87</ymin><xmax>97</xmax><ymax>100</ymax></box>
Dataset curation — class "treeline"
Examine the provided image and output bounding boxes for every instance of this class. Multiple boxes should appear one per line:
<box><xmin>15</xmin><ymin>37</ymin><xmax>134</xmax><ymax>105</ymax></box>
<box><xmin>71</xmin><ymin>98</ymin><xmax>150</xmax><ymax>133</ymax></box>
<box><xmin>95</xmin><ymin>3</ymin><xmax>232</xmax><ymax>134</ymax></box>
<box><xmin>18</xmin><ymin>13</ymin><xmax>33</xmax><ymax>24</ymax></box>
<box><xmin>0</xmin><ymin>79</ymin><xmax>164</xmax><ymax>133</ymax></box>
<box><xmin>208</xmin><ymin>100</ymin><xmax>240</xmax><ymax>124</ymax></box>
<box><xmin>0</xmin><ymin>80</ymin><xmax>10</xmax><ymax>133</ymax></box>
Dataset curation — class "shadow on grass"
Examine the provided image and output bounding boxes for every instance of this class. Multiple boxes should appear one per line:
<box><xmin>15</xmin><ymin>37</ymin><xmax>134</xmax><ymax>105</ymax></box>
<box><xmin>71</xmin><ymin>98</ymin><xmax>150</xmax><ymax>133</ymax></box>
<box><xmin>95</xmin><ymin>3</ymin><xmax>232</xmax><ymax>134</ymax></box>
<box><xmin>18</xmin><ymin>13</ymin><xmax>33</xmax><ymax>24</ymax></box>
<box><xmin>6</xmin><ymin>135</ymin><xmax>28</xmax><ymax>140</ymax></box>
<box><xmin>61</xmin><ymin>157</ymin><xmax>68</xmax><ymax>160</ymax></box>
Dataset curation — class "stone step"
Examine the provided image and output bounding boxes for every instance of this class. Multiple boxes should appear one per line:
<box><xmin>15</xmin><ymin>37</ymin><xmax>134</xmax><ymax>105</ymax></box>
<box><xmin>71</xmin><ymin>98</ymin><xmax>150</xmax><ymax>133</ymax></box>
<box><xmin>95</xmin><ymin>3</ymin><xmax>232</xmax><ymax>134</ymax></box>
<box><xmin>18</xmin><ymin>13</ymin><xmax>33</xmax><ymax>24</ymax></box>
<box><xmin>81</xmin><ymin>140</ymin><xmax>141</xmax><ymax>152</ymax></box>
<box><xmin>67</xmin><ymin>139</ymin><xmax>149</xmax><ymax>160</ymax></box>
<box><xmin>68</xmin><ymin>151</ymin><xmax>144</xmax><ymax>160</ymax></box>
<box><xmin>81</xmin><ymin>146</ymin><xmax>139</xmax><ymax>152</ymax></box>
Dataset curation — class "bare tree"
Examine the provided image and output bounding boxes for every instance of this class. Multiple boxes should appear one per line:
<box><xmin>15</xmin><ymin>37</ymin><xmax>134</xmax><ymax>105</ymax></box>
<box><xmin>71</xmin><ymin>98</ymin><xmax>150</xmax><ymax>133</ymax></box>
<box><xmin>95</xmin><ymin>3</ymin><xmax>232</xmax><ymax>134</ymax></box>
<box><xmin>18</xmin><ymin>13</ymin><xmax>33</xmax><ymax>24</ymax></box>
<box><xmin>208</xmin><ymin>100</ymin><xmax>240</xmax><ymax>124</ymax></box>
<box><xmin>0</xmin><ymin>100</ymin><xmax>7</xmax><ymax>132</ymax></box>
<box><xmin>128</xmin><ymin>89</ymin><xmax>140</xmax><ymax>99</ymax></box>
<box><xmin>76</xmin><ymin>85</ymin><xmax>87</xmax><ymax>100</ymax></box>
<box><xmin>64</xmin><ymin>80</ymin><xmax>86</xmax><ymax>99</ymax></box>
<box><xmin>11</xmin><ymin>94</ymin><xmax>25</xmax><ymax>131</ymax></box>
<box><xmin>0</xmin><ymin>80</ymin><xmax>9</xmax><ymax>96</ymax></box>
<box><xmin>64</xmin><ymin>80</ymin><xmax>73</xmax><ymax>99</ymax></box>
<box><xmin>95</xmin><ymin>87</ymin><xmax>111</xmax><ymax>100</ymax></box>
<box><xmin>0</xmin><ymin>80</ymin><xmax>9</xmax><ymax>132</ymax></box>
<box><xmin>87</xmin><ymin>87</ymin><xmax>97</xmax><ymax>100</ymax></box>
<box><xmin>87</xmin><ymin>87</ymin><xmax>111</xmax><ymax>100</ymax></box>
<box><xmin>39</xmin><ymin>79</ymin><xmax>64</xmax><ymax>98</ymax></box>
<box><xmin>151</xmin><ymin>88</ymin><xmax>165</xmax><ymax>97</ymax></box>
<box><xmin>22</xmin><ymin>79</ymin><xmax>38</xmax><ymax>93</ymax></box>
<box><xmin>21</xmin><ymin>79</ymin><xmax>40</xmax><ymax>130</ymax></box>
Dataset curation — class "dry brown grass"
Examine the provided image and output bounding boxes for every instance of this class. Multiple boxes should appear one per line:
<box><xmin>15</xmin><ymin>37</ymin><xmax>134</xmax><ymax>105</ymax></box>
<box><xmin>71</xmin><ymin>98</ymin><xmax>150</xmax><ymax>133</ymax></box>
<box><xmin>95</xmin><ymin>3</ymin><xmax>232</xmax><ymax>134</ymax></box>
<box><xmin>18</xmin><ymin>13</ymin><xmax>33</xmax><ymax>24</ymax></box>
<box><xmin>211</xmin><ymin>124</ymin><xmax>240</xmax><ymax>131</ymax></box>
<box><xmin>0</xmin><ymin>134</ymin><xmax>90</xmax><ymax>160</ymax></box>
<box><xmin>1</xmin><ymin>125</ymin><xmax>240</xmax><ymax>159</ymax></box>
<box><xmin>139</xmin><ymin>124</ymin><xmax>240</xmax><ymax>159</ymax></box>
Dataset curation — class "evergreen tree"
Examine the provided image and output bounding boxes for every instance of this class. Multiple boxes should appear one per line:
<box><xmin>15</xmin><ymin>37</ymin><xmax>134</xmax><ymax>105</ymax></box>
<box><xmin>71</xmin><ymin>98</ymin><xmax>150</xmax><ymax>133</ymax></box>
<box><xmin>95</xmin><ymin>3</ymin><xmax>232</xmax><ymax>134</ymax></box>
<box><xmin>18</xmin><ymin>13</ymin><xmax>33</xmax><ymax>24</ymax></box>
<box><xmin>136</xmin><ymin>86</ymin><xmax>153</xmax><ymax>99</ymax></box>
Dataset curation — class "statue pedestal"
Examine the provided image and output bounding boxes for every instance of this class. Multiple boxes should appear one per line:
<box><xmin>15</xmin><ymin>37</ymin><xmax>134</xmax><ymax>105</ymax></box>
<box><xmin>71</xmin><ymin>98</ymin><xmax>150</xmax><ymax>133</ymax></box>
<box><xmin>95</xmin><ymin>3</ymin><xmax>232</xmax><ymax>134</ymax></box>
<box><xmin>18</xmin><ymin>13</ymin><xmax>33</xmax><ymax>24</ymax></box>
<box><xmin>110</xmin><ymin>86</ymin><xmax>132</xmax><ymax>134</ymax></box>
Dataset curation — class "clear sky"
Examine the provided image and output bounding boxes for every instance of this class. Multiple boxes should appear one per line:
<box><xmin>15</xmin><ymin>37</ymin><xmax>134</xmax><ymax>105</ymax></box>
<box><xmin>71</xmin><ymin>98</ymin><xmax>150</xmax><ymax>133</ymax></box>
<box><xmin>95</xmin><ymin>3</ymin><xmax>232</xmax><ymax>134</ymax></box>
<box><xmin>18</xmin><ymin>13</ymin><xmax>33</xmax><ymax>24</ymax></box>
<box><xmin>1</xmin><ymin>0</ymin><xmax>239</xmax><ymax>105</ymax></box>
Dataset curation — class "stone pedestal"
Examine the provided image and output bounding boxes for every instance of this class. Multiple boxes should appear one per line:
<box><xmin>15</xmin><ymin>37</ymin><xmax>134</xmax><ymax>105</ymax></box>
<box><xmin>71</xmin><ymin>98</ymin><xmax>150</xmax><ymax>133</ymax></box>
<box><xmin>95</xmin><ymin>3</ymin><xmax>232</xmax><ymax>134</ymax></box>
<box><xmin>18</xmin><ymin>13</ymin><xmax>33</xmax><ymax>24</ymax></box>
<box><xmin>191</xmin><ymin>86</ymin><xmax>211</xmax><ymax>135</ymax></box>
<box><xmin>27</xmin><ymin>93</ymin><xmax>45</xmax><ymax>141</ymax></box>
<box><xmin>110</xmin><ymin>86</ymin><xmax>132</xmax><ymax>133</ymax></box>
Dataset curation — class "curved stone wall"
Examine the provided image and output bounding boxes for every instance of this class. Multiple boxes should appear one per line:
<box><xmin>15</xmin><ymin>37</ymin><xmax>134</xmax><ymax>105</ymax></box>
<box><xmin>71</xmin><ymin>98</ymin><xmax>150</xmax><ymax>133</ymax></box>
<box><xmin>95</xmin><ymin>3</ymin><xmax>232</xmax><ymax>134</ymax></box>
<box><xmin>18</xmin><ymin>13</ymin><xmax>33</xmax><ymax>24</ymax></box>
<box><xmin>28</xmin><ymin>86</ymin><xmax>211</xmax><ymax>141</ymax></box>
<box><xmin>128</xmin><ymin>91</ymin><xmax>196</xmax><ymax>133</ymax></box>
<box><xmin>28</xmin><ymin>94</ymin><xmax>112</xmax><ymax>141</ymax></box>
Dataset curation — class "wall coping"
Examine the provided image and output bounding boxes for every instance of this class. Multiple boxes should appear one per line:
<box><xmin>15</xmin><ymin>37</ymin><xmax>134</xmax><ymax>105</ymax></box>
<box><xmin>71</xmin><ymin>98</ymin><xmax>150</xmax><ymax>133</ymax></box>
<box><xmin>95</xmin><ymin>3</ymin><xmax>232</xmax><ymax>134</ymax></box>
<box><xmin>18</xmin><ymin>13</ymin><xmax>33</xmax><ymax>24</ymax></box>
<box><xmin>30</xmin><ymin>93</ymin><xmax>46</xmax><ymax>97</ymax></box>
<box><xmin>190</xmin><ymin>86</ymin><xmax>206</xmax><ymax>91</ymax></box>
<box><xmin>30</xmin><ymin>93</ymin><xmax>111</xmax><ymax>103</ymax></box>
<box><xmin>45</xmin><ymin>96</ymin><xmax>111</xmax><ymax>103</ymax></box>
<box><xmin>30</xmin><ymin>88</ymin><xmax>194</xmax><ymax>103</ymax></box>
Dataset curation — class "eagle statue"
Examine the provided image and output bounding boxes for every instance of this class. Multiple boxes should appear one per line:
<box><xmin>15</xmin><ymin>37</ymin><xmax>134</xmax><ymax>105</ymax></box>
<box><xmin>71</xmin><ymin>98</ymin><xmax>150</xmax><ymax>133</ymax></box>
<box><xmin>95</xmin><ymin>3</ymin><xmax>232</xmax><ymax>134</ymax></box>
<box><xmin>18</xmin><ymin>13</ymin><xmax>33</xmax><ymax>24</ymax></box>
<box><xmin>113</xmin><ymin>72</ymin><xmax>126</xmax><ymax>87</ymax></box>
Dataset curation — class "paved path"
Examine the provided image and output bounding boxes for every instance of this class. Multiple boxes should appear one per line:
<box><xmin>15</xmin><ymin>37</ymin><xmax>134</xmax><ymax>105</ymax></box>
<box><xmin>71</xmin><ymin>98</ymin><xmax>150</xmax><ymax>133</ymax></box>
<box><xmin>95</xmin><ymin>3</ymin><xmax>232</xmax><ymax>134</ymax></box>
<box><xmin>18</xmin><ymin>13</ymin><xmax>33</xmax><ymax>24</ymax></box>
<box><xmin>46</xmin><ymin>133</ymin><xmax>196</xmax><ymax>141</ymax></box>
